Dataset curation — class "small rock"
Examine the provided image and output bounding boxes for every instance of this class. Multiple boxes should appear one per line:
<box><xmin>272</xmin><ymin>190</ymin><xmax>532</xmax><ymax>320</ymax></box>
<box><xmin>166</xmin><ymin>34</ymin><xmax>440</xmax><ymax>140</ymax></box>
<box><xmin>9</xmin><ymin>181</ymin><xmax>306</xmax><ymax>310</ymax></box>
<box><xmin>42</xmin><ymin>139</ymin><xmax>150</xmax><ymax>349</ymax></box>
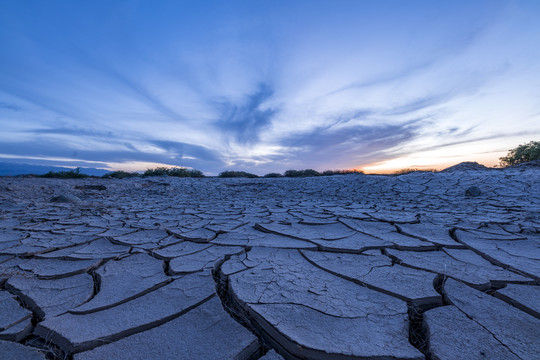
<box><xmin>465</xmin><ymin>186</ymin><xmax>481</xmax><ymax>197</ymax></box>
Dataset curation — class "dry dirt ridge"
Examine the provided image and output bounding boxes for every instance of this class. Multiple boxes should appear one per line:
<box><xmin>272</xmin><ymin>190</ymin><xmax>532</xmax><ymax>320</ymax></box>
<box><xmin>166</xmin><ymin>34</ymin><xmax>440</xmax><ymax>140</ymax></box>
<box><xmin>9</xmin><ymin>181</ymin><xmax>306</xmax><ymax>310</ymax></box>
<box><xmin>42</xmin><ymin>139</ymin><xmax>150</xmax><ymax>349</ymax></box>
<box><xmin>0</xmin><ymin>167</ymin><xmax>539</xmax><ymax>360</ymax></box>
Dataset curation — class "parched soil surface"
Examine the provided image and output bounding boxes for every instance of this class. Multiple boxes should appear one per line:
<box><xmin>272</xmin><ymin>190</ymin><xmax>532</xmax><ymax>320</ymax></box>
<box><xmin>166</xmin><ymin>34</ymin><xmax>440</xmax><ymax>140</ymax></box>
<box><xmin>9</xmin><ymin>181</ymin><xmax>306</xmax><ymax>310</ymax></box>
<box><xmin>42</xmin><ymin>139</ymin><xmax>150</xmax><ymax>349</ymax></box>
<box><xmin>0</xmin><ymin>169</ymin><xmax>539</xmax><ymax>359</ymax></box>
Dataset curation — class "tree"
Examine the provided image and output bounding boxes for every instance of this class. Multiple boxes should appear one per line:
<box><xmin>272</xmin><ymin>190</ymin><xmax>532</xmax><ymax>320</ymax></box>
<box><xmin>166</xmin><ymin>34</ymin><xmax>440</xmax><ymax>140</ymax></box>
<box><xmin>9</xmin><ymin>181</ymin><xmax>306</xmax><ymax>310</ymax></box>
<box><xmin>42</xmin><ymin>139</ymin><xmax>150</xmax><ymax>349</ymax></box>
<box><xmin>499</xmin><ymin>141</ymin><xmax>540</xmax><ymax>167</ymax></box>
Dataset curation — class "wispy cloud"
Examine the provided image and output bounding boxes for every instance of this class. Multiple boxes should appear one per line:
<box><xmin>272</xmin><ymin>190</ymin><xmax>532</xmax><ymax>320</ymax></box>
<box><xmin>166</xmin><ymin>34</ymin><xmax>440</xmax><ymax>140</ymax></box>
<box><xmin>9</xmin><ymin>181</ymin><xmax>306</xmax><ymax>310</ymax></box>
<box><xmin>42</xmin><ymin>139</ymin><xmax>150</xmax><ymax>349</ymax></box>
<box><xmin>277</xmin><ymin>120</ymin><xmax>422</xmax><ymax>169</ymax></box>
<box><xmin>216</xmin><ymin>83</ymin><xmax>277</xmax><ymax>144</ymax></box>
<box><xmin>0</xmin><ymin>102</ymin><xmax>22</xmax><ymax>111</ymax></box>
<box><xmin>150</xmin><ymin>140</ymin><xmax>225</xmax><ymax>168</ymax></box>
<box><xmin>27</xmin><ymin>127</ymin><xmax>115</xmax><ymax>138</ymax></box>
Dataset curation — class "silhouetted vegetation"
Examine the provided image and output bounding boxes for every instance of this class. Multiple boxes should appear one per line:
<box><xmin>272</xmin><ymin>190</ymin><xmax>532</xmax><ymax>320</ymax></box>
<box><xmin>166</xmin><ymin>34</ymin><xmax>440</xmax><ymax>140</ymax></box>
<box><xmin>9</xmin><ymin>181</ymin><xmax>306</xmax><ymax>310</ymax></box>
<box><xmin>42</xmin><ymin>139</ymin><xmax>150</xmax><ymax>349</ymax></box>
<box><xmin>102</xmin><ymin>171</ymin><xmax>140</xmax><ymax>179</ymax></box>
<box><xmin>284</xmin><ymin>169</ymin><xmax>320</xmax><ymax>177</ymax></box>
<box><xmin>263</xmin><ymin>169</ymin><xmax>363</xmax><ymax>178</ymax></box>
<box><xmin>393</xmin><ymin>168</ymin><xmax>438</xmax><ymax>175</ymax></box>
<box><xmin>143</xmin><ymin>167</ymin><xmax>169</xmax><ymax>177</ymax></box>
<box><xmin>39</xmin><ymin>167</ymin><xmax>90</xmax><ymax>179</ymax></box>
<box><xmin>143</xmin><ymin>167</ymin><xmax>205</xmax><ymax>178</ymax></box>
<box><xmin>499</xmin><ymin>141</ymin><xmax>540</xmax><ymax>166</ymax></box>
<box><xmin>218</xmin><ymin>171</ymin><xmax>259</xmax><ymax>178</ymax></box>
<box><xmin>168</xmin><ymin>168</ymin><xmax>205</xmax><ymax>178</ymax></box>
<box><xmin>321</xmin><ymin>169</ymin><xmax>364</xmax><ymax>176</ymax></box>
<box><xmin>263</xmin><ymin>172</ymin><xmax>283</xmax><ymax>178</ymax></box>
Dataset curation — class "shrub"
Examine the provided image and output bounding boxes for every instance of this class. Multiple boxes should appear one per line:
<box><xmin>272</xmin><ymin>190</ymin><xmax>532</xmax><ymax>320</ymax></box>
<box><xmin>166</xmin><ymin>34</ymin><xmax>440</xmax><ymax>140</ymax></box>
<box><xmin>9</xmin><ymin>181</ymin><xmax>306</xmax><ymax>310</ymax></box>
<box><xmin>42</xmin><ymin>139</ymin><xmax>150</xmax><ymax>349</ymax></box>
<box><xmin>393</xmin><ymin>168</ymin><xmax>438</xmax><ymax>175</ymax></box>
<box><xmin>284</xmin><ymin>169</ymin><xmax>320</xmax><ymax>177</ymax></box>
<box><xmin>144</xmin><ymin>167</ymin><xmax>169</xmax><ymax>177</ymax></box>
<box><xmin>263</xmin><ymin>172</ymin><xmax>283</xmax><ymax>178</ymax></box>
<box><xmin>321</xmin><ymin>169</ymin><xmax>364</xmax><ymax>176</ymax></box>
<box><xmin>102</xmin><ymin>171</ymin><xmax>140</xmax><ymax>179</ymax></box>
<box><xmin>167</xmin><ymin>168</ymin><xmax>205</xmax><ymax>178</ymax></box>
<box><xmin>185</xmin><ymin>169</ymin><xmax>205</xmax><ymax>178</ymax></box>
<box><xmin>143</xmin><ymin>167</ymin><xmax>205</xmax><ymax>178</ymax></box>
<box><xmin>40</xmin><ymin>167</ymin><xmax>89</xmax><ymax>179</ymax></box>
<box><xmin>499</xmin><ymin>141</ymin><xmax>540</xmax><ymax>167</ymax></box>
<box><xmin>218</xmin><ymin>171</ymin><xmax>259</xmax><ymax>178</ymax></box>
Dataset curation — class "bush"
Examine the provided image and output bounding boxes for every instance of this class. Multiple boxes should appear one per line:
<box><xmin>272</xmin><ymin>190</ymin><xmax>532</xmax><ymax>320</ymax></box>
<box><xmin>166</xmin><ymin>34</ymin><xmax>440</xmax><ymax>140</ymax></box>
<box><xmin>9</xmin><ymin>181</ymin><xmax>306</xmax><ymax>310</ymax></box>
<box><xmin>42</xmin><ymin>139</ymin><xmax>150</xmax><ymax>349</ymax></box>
<box><xmin>321</xmin><ymin>169</ymin><xmax>364</xmax><ymax>176</ymax></box>
<box><xmin>284</xmin><ymin>169</ymin><xmax>320</xmax><ymax>177</ymax></box>
<box><xmin>40</xmin><ymin>167</ymin><xmax>89</xmax><ymax>179</ymax></box>
<box><xmin>167</xmin><ymin>168</ymin><xmax>205</xmax><ymax>178</ymax></box>
<box><xmin>499</xmin><ymin>141</ymin><xmax>540</xmax><ymax>167</ymax></box>
<box><xmin>393</xmin><ymin>168</ymin><xmax>438</xmax><ymax>175</ymax></box>
<box><xmin>143</xmin><ymin>167</ymin><xmax>205</xmax><ymax>178</ymax></box>
<box><xmin>263</xmin><ymin>172</ymin><xmax>283</xmax><ymax>178</ymax></box>
<box><xmin>185</xmin><ymin>169</ymin><xmax>205</xmax><ymax>178</ymax></box>
<box><xmin>102</xmin><ymin>171</ymin><xmax>140</xmax><ymax>179</ymax></box>
<box><xmin>144</xmin><ymin>167</ymin><xmax>169</xmax><ymax>177</ymax></box>
<box><xmin>218</xmin><ymin>171</ymin><xmax>259</xmax><ymax>178</ymax></box>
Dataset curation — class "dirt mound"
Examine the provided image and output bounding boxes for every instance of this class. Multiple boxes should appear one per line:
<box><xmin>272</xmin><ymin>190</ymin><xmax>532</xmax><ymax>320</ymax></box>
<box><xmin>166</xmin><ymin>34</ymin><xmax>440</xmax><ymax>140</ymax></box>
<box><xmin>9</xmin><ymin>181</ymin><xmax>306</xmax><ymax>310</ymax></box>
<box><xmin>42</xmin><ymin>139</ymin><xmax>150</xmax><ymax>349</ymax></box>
<box><xmin>441</xmin><ymin>162</ymin><xmax>489</xmax><ymax>172</ymax></box>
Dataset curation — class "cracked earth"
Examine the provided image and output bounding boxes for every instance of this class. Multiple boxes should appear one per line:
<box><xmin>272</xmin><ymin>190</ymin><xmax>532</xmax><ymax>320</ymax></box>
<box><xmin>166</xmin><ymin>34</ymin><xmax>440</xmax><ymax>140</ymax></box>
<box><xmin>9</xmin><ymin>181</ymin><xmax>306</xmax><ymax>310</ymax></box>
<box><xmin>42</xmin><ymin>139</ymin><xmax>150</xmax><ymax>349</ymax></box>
<box><xmin>1</xmin><ymin>166</ymin><xmax>539</xmax><ymax>359</ymax></box>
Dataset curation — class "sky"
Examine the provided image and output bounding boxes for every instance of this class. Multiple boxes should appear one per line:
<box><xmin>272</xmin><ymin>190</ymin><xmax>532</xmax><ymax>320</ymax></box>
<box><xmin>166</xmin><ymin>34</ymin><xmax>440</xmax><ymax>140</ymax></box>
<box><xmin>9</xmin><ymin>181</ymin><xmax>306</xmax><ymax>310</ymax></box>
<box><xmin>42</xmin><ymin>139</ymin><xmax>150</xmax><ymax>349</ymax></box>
<box><xmin>1</xmin><ymin>0</ymin><xmax>540</xmax><ymax>175</ymax></box>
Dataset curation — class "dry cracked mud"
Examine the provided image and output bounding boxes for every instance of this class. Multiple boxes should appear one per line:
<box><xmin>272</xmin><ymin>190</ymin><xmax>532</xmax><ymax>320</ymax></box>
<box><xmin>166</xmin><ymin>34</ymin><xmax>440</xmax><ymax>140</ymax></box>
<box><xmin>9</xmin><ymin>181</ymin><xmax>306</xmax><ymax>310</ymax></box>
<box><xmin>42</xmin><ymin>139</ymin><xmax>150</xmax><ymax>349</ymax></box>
<box><xmin>0</xmin><ymin>166</ymin><xmax>539</xmax><ymax>359</ymax></box>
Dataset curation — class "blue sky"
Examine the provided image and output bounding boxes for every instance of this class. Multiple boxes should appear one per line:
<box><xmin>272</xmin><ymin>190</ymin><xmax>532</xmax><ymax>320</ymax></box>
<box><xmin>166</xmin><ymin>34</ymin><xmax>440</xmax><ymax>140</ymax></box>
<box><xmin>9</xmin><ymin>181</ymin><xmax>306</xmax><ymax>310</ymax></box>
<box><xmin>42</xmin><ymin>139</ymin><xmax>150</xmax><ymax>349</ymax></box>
<box><xmin>1</xmin><ymin>0</ymin><xmax>539</xmax><ymax>174</ymax></box>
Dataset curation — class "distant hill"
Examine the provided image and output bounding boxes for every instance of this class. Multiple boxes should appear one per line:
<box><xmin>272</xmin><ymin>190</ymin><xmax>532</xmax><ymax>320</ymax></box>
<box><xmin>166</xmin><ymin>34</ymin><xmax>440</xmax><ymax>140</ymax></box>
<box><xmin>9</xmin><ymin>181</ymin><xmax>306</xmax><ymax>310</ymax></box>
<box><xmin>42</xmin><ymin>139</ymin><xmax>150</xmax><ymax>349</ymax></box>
<box><xmin>0</xmin><ymin>162</ymin><xmax>109</xmax><ymax>177</ymax></box>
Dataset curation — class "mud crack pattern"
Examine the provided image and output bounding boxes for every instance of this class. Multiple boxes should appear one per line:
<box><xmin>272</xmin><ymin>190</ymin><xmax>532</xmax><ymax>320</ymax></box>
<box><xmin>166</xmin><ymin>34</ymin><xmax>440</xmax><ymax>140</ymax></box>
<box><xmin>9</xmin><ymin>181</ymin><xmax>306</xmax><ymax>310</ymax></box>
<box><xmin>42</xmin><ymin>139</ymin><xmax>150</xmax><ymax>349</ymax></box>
<box><xmin>0</xmin><ymin>168</ymin><xmax>539</xmax><ymax>359</ymax></box>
